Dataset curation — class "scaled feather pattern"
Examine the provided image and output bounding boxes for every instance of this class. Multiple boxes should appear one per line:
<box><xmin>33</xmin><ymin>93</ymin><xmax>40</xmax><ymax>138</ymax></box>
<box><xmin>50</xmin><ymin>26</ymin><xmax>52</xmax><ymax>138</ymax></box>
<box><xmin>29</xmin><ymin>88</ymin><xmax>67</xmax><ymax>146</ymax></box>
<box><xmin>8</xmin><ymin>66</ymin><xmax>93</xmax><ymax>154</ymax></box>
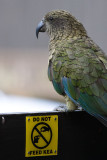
<box><xmin>36</xmin><ymin>10</ymin><xmax>107</xmax><ymax>127</ymax></box>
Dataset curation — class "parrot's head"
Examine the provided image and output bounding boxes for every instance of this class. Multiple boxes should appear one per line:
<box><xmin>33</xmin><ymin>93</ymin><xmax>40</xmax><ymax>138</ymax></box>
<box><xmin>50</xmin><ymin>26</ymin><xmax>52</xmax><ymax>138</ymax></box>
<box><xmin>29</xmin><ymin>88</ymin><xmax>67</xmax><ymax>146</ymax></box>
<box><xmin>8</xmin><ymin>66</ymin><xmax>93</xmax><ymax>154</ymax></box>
<box><xmin>36</xmin><ymin>10</ymin><xmax>87</xmax><ymax>40</ymax></box>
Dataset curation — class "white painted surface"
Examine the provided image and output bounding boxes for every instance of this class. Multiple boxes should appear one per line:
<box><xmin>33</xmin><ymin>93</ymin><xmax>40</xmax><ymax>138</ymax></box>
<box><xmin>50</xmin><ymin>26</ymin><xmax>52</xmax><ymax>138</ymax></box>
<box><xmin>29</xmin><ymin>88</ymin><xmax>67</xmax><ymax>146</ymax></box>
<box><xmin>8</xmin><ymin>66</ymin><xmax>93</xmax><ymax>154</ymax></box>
<box><xmin>0</xmin><ymin>93</ymin><xmax>65</xmax><ymax>114</ymax></box>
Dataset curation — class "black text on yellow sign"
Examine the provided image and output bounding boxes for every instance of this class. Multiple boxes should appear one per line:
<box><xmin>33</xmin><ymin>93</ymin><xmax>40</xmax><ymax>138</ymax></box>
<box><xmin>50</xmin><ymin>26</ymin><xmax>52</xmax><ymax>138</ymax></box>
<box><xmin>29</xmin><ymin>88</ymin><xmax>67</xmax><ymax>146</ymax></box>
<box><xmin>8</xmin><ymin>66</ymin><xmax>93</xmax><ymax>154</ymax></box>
<box><xmin>25</xmin><ymin>115</ymin><xmax>58</xmax><ymax>157</ymax></box>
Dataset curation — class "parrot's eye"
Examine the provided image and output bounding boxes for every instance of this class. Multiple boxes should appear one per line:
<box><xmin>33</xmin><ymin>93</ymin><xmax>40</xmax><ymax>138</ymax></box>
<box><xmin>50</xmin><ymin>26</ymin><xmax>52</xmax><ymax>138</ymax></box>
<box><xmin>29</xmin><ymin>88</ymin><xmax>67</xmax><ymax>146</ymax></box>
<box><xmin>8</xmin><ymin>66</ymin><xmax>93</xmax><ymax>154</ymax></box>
<box><xmin>49</xmin><ymin>17</ymin><xmax>54</xmax><ymax>21</ymax></box>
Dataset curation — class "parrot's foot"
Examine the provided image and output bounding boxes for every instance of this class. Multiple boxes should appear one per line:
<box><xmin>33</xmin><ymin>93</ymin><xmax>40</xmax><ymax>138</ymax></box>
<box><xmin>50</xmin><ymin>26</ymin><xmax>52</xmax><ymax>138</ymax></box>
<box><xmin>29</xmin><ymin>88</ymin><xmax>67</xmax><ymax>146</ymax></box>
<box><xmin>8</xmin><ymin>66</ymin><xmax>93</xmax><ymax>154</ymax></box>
<box><xmin>54</xmin><ymin>105</ymin><xmax>68</xmax><ymax>112</ymax></box>
<box><xmin>65</xmin><ymin>95</ymin><xmax>78</xmax><ymax>111</ymax></box>
<box><xmin>77</xmin><ymin>106</ymin><xmax>83</xmax><ymax>111</ymax></box>
<box><xmin>54</xmin><ymin>105</ymin><xmax>83</xmax><ymax>112</ymax></box>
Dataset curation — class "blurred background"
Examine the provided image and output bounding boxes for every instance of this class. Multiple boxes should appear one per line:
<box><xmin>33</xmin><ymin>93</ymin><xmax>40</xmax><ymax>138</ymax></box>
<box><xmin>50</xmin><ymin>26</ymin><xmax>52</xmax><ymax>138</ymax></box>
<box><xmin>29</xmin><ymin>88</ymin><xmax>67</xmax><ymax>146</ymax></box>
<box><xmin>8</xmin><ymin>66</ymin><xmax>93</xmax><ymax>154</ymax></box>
<box><xmin>0</xmin><ymin>0</ymin><xmax>107</xmax><ymax>104</ymax></box>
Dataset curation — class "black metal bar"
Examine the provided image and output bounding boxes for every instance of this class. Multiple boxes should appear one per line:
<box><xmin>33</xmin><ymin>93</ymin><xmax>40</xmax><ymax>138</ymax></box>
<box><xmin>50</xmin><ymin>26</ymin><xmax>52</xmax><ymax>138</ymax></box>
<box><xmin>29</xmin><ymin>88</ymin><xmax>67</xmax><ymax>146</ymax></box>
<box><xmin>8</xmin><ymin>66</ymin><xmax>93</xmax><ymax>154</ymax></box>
<box><xmin>0</xmin><ymin>111</ymin><xmax>107</xmax><ymax>160</ymax></box>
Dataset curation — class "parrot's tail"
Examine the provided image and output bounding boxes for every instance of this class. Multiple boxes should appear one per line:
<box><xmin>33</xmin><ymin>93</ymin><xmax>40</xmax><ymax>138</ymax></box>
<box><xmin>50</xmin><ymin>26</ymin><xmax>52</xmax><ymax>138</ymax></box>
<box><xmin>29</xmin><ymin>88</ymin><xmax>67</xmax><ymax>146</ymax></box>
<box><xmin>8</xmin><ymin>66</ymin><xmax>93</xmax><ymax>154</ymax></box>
<box><xmin>95</xmin><ymin>114</ymin><xmax>107</xmax><ymax>127</ymax></box>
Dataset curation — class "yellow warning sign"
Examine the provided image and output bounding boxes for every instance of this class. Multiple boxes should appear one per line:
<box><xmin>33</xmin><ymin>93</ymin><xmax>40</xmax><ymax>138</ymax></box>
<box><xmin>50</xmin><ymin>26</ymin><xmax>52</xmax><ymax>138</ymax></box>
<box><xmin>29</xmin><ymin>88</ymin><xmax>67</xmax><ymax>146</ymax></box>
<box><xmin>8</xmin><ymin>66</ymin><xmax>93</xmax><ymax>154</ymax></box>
<box><xmin>25</xmin><ymin>115</ymin><xmax>58</xmax><ymax>157</ymax></box>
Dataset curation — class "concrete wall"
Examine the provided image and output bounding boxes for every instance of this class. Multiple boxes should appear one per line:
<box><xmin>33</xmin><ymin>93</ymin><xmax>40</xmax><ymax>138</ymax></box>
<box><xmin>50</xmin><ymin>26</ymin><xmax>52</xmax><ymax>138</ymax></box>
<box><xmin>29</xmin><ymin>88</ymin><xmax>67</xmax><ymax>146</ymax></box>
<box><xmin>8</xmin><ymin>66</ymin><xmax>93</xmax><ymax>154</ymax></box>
<box><xmin>0</xmin><ymin>1</ymin><xmax>107</xmax><ymax>100</ymax></box>
<box><xmin>0</xmin><ymin>0</ymin><xmax>107</xmax><ymax>52</ymax></box>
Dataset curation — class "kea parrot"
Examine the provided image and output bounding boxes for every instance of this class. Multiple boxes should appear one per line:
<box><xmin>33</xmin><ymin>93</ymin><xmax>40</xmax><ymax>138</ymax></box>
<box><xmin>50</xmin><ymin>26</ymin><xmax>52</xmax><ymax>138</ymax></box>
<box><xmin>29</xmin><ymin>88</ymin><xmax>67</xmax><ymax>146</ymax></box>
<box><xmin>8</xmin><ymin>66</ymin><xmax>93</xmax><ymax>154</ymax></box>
<box><xmin>36</xmin><ymin>10</ymin><xmax>107</xmax><ymax>127</ymax></box>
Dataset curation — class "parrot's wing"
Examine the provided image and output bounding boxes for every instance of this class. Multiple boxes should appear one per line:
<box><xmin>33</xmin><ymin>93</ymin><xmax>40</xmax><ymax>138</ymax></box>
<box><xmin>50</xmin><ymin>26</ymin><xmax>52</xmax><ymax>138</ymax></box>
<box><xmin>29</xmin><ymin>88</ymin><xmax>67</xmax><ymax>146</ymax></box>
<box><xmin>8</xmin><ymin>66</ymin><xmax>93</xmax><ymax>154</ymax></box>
<box><xmin>62</xmin><ymin>76</ymin><xmax>107</xmax><ymax>126</ymax></box>
<box><xmin>48</xmin><ymin>38</ymin><xmax>107</xmax><ymax>126</ymax></box>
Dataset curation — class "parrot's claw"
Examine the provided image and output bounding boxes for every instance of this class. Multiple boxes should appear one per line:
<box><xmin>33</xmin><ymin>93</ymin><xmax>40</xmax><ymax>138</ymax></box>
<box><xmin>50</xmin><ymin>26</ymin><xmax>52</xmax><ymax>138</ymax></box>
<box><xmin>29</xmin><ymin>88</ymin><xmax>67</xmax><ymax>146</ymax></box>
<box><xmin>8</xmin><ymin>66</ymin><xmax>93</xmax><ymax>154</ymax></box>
<box><xmin>54</xmin><ymin>105</ymin><xmax>68</xmax><ymax>112</ymax></box>
<box><xmin>54</xmin><ymin>105</ymin><xmax>83</xmax><ymax>112</ymax></box>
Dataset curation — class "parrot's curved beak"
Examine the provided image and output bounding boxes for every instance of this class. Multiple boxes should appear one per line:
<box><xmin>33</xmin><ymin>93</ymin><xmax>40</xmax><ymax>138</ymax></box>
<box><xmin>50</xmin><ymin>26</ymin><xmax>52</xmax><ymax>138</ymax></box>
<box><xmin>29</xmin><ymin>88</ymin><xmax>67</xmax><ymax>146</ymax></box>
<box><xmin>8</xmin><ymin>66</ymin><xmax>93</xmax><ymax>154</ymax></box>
<box><xmin>36</xmin><ymin>19</ymin><xmax>46</xmax><ymax>39</ymax></box>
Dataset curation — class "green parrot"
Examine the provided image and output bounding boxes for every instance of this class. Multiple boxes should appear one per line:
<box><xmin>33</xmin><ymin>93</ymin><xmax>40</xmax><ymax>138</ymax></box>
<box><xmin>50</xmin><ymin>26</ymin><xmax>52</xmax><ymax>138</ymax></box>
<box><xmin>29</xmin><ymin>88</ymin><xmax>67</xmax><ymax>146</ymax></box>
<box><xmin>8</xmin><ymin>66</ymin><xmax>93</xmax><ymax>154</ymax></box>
<box><xmin>36</xmin><ymin>10</ymin><xmax>107</xmax><ymax>126</ymax></box>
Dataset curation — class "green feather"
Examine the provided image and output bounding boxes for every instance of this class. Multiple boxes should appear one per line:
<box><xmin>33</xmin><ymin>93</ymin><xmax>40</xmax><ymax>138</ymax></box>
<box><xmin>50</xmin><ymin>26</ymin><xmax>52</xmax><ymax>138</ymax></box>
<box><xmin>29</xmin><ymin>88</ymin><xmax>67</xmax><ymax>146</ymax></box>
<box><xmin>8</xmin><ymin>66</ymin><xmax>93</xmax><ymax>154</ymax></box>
<box><xmin>101</xmin><ymin>79</ymin><xmax>107</xmax><ymax>90</ymax></box>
